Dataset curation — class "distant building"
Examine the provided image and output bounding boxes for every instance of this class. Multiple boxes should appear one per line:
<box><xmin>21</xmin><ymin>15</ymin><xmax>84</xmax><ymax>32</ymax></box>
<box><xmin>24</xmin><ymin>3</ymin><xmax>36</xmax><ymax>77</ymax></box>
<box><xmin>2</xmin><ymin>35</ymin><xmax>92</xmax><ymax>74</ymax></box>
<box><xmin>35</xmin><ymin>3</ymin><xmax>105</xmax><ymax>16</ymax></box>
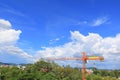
<box><xmin>86</xmin><ymin>69</ymin><xmax>93</xmax><ymax>74</ymax></box>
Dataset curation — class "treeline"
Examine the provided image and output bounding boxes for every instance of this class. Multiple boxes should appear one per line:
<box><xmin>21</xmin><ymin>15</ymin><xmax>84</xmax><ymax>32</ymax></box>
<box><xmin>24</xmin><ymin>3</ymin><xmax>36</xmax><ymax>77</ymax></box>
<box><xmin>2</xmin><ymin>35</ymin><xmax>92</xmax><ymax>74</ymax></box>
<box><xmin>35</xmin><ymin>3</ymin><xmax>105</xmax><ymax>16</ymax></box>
<box><xmin>0</xmin><ymin>60</ymin><xmax>120</xmax><ymax>80</ymax></box>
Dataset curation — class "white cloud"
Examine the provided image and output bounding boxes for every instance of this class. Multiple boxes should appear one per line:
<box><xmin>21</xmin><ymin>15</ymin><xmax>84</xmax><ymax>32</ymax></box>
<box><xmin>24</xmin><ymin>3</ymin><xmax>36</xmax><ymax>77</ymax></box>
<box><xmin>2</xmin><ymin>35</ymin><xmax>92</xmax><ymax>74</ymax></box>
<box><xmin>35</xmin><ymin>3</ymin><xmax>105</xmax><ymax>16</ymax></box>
<box><xmin>0</xmin><ymin>19</ymin><xmax>119</xmax><ymax>69</ymax></box>
<box><xmin>0</xmin><ymin>29</ymin><xmax>21</xmax><ymax>44</ymax></box>
<box><xmin>0</xmin><ymin>19</ymin><xmax>11</xmax><ymax>30</ymax></box>
<box><xmin>0</xmin><ymin>19</ymin><xmax>33</xmax><ymax>63</ymax></box>
<box><xmin>49</xmin><ymin>37</ymin><xmax>62</xmax><ymax>45</ymax></box>
<box><xmin>55</xmin><ymin>38</ymin><xmax>60</xmax><ymax>41</ymax></box>
<box><xmin>91</xmin><ymin>17</ymin><xmax>108</xmax><ymax>26</ymax></box>
<box><xmin>76</xmin><ymin>16</ymin><xmax>109</xmax><ymax>27</ymax></box>
<box><xmin>77</xmin><ymin>21</ymin><xmax>88</xmax><ymax>25</ymax></box>
<box><xmin>0</xmin><ymin>3</ymin><xmax>25</xmax><ymax>17</ymax></box>
<box><xmin>36</xmin><ymin>31</ymin><xmax>120</xmax><ymax>69</ymax></box>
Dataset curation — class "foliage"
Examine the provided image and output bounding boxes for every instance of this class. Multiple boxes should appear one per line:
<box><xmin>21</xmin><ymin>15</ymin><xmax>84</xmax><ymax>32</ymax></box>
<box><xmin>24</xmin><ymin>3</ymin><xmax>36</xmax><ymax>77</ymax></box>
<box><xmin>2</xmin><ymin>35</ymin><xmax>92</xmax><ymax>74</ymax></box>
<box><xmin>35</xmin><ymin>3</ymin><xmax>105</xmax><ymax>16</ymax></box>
<box><xmin>0</xmin><ymin>60</ymin><xmax>120</xmax><ymax>80</ymax></box>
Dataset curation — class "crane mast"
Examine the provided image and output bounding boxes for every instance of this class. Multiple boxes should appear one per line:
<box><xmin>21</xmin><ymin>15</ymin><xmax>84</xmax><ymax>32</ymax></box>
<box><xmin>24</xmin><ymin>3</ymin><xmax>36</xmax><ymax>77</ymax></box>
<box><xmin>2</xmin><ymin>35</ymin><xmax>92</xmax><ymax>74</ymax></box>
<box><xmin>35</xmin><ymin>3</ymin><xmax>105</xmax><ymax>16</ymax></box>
<box><xmin>48</xmin><ymin>52</ymin><xmax>104</xmax><ymax>80</ymax></box>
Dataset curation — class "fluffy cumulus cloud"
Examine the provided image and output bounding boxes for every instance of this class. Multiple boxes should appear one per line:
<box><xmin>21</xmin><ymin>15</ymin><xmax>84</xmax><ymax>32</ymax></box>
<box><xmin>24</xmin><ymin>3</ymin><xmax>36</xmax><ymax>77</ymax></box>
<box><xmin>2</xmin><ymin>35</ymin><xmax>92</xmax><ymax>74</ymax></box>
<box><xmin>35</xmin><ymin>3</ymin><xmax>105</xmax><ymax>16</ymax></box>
<box><xmin>0</xmin><ymin>19</ymin><xmax>33</xmax><ymax>63</ymax></box>
<box><xmin>0</xmin><ymin>19</ymin><xmax>11</xmax><ymax>30</ymax></box>
<box><xmin>0</xmin><ymin>29</ymin><xmax>21</xmax><ymax>44</ymax></box>
<box><xmin>0</xmin><ymin>19</ymin><xmax>119</xmax><ymax>69</ymax></box>
<box><xmin>36</xmin><ymin>31</ymin><xmax>120</xmax><ymax>69</ymax></box>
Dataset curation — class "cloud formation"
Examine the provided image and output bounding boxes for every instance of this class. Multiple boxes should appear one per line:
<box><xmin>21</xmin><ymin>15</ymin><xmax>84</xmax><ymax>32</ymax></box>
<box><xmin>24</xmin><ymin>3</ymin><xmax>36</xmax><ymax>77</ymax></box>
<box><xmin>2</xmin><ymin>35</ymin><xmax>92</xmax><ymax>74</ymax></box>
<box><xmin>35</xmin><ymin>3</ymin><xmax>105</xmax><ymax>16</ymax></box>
<box><xmin>0</xmin><ymin>19</ymin><xmax>33</xmax><ymax>63</ymax></box>
<box><xmin>0</xmin><ymin>3</ymin><xmax>25</xmax><ymax>17</ymax></box>
<box><xmin>0</xmin><ymin>19</ymin><xmax>119</xmax><ymax>69</ymax></box>
<box><xmin>0</xmin><ymin>19</ymin><xmax>11</xmax><ymax>30</ymax></box>
<box><xmin>36</xmin><ymin>31</ymin><xmax>120</xmax><ymax>69</ymax></box>
<box><xmin>91</xmin><ymin>17</ymin><xmax>108</xmax><ymax>26</ymax></box>
<box><xmin>76</xmin><ymin>16</ymin><xmax>109</xmax><ymax>27</ymax></box>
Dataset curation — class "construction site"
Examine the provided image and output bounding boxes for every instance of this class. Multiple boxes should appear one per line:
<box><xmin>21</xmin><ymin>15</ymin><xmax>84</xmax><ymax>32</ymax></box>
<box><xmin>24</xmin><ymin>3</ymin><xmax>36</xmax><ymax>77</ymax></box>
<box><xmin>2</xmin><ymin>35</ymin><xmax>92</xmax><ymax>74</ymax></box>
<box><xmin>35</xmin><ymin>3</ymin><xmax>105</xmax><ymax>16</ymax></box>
<box><xmin>48</xmin><ymin>52</ymin><xmax>104</xmax><ymax>80</ymax></box>
<box><xmin>0</xmin><ymin>0</ymin><xmax>120</xmax><ymax>80</ymax></box>
<box><xmin>1</xmin><ymin>52</ymin><xmax>120</xmax><ymax>80</ymax></box>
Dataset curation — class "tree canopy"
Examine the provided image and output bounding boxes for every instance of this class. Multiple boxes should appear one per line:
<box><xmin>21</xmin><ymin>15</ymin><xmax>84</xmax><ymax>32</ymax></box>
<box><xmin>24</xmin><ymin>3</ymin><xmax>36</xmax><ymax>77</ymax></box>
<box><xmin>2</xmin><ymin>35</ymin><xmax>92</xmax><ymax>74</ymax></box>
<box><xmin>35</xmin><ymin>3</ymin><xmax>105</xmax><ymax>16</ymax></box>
<box><xmin>0</xmin><ymin>60</ymin><xmax>120</xmax><ymax>80</ymax></box>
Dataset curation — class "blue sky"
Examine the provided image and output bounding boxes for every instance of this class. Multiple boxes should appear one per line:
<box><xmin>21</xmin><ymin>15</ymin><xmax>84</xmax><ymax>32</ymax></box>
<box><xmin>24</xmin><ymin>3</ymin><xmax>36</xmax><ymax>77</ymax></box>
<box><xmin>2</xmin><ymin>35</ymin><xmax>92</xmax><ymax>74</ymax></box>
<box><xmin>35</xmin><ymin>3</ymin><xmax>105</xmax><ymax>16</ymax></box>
<box><xmin>0</xmin><ymin>0</ymin><xmax>120</xmax><ymax>69</ymax></box>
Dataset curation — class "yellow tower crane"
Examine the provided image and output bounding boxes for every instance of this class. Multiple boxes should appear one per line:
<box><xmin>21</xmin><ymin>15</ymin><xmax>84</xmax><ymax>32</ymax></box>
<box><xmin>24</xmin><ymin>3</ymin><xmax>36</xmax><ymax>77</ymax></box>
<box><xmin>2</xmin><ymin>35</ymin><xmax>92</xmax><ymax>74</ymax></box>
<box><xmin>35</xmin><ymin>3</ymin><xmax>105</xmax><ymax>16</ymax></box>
<box><xmin>48</xmin><ymin>52</ymin><xmax>104</xmax><ymax>80</ymax></box>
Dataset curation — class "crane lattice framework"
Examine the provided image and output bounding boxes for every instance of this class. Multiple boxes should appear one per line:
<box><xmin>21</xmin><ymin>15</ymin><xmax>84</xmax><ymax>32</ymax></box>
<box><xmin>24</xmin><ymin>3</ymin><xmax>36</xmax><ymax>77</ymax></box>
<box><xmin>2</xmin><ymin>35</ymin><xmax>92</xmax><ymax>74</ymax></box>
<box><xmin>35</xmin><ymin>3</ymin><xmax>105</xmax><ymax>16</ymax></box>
<box><xmin>48</xmin><ymin>52</ymin><xmax>104</xmax><ymax>80</ymax></box>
